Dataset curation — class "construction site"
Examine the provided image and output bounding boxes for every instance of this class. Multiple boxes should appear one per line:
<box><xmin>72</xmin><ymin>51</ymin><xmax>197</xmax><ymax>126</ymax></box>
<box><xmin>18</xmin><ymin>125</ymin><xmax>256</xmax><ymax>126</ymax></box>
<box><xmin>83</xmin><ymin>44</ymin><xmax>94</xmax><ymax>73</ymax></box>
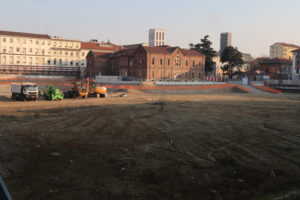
<box><xmin>0</xmin><ymin>76</ymin><xmax>300</xmax><ymax>200</ymax></box>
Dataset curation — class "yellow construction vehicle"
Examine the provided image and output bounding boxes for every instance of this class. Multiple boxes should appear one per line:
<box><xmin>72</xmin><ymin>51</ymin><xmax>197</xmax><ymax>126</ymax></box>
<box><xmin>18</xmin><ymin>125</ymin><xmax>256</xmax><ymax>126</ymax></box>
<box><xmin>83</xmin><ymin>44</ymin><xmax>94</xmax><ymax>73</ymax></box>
<box><xmin>65</xmin><ymin>79</ymin><xmax>89</xmax><ymax>98</ymax></box>
<box><xmin>89</xmin><ymin>79</ymin><xmax>107</xmax><ymax>98</ymax></box>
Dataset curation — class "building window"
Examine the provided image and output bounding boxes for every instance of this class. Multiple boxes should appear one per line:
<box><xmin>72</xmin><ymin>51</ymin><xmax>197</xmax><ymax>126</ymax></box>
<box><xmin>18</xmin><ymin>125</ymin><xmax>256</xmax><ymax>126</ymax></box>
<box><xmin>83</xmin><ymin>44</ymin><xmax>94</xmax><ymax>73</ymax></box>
<box><xmin>3</xmin><ymin>47</ymin><xmax>6</xmax><ymax>53</ymax></box>
<box><xmin>192</xmin><ymin>61</ymin><xmax>195</xmax><ymax>67</ymax></box>
<box><xmin>160</xmin><ymin>59</ymin><xmax>163</xmax><ymax>66</ymax></box>
<box><xmin>175</xmin><ymin>56</ymin><xmax>181</xmax><ymax>68</ymax></box>
<box><xmin>70</xmin><ymin>61</ymin><xmax>73</xmax><ymax>66</ymax></box>
<box><xmin>156</xmin><ymin>32</ymin><xmax>158</xmax><ymax>40</ymax></box>
<box><xmin>162</xmin><ymin>33</ymin><xmax>164</xmax><ymax>40</ymax></box>
<box><xmin>9</xmin><ymin>47</ymin><xmax>13</xmax><ymax>53</ymax></box>
<box><xmin>3</xmin><ymin>38</ymin><xmax>6</xmax><ymax>42</ymax></box>
<box><xmin>9</xmin><ymin>56</ymin><xmax>13</xmax><ymax>64</ymax></box>
<box><xmin>10</xmin><ymin>38</ymin><xmax>13</xmax><ymax>43</ymax></box>
<box><xmin>29</xmin><ymin>48</ymin><xmax>32</xmax><ymax>53</ymax></box>
<box><xmin>59</xmin><ymin>59</ymin><xmax>62</xmax><ymax>65</ymax></box>
<box><xmin>82</xmin><ymin>52</ymin><xmax>85</xmax><ymax>57</ymax></box>
<box><xmin>152</xmin><ymin>58</ymin><xmax>155</xmax><ymax>65</ymax></box>
<box><xmin>65</xmin><ymin>52</ymin><xmax>68</xmax><ymax>56</ymax></box>
<box><xmin>168</xmin><ymin>59</ymin><xmax>170</xmax><ymax>65</ymax></box>
<box><xmin>152</xmin><ymin>71</ymin><xmax>155</xmax><ymax>79</ymax></box>
<box><xmin>16</xmin><ymin>47</ymin><xmax>20</xmax><ymax>52</ymax></box>
<box><xmin>23</xmin><ymin>48</ymin><xmax>26</xmax><ymax>53</ymax></box>
<box><xmin>36</xmin><ymin>40</ymin><xmax>39</xmax><ymax>45</ymax></box>
<box><xmin>42</xmin><ymin>50</ymin><xmax>45</xmax><ymax>55</ymax></box>
<box><xmin>35</xmin><ymin>49</ymin><xmax>39</xmax><ymax>54</ymax></box>
<box><xmin>199</xmin><ymin>72</ymin><xmax>201</xmax><ymax>78</ymax></box>
<box><xmin>48</xmin><ymin>60</ymin><xmax>51</xmax><ymax>65</ymax></box>
<box><xmin>186</xmin><ymin>60</ymin><xmax>188</xmax><ymax>67</ymax></box>
<box><xmin>159</xmin><ymin>32</ymin><xmax>161</xmax><ymax>40</ymax></box>
<box><xmin>192</xmin><ymin>72</ymin><xmax>195</xmax><ymax>79</ymax></box>
<box><xmin>54</xmin><ymin>59</ymin><xmax>56</xmax><ymax>65</ymax></box>
<box><xmin>23</xmin><ymin>39</ymin><xmax>26</xmax><ymax>44</ymax></box>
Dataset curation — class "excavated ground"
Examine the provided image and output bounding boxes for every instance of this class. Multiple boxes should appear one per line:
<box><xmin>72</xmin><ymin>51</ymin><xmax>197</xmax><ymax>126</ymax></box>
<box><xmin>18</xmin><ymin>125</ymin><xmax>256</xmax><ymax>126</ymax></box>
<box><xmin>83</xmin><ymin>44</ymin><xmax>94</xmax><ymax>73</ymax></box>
<box><xmin>0</xmin><ymin>84</ymin><xmax>299</xmax><ymax>200</ymax></box>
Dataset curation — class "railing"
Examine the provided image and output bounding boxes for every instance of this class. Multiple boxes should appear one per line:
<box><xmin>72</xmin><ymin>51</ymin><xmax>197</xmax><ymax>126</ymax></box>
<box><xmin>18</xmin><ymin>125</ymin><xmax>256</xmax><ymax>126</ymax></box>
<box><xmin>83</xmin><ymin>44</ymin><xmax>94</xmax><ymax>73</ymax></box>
<box><xmin>0</xmin><ymin>65</ymin><xmax>81</xmax><ymax>76</ymax></box>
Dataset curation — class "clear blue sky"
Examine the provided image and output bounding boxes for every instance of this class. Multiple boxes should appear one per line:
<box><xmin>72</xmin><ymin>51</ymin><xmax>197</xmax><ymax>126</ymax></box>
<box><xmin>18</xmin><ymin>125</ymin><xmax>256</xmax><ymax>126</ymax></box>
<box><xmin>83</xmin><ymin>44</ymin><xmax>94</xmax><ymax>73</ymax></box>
<box><xmin>0</xmin><ymin>0</ymin><xmax>299</xmax><ymax>57</ymax></box>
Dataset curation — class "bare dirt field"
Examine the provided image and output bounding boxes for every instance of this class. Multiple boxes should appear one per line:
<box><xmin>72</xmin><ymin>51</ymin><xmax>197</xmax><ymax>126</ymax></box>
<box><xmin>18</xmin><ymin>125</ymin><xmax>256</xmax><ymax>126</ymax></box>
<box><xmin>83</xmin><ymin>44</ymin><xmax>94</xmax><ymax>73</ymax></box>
<box><xmin>0</xmin><ymin>84</ymin><xmax>300</xmax><ymax>200</ymax></box>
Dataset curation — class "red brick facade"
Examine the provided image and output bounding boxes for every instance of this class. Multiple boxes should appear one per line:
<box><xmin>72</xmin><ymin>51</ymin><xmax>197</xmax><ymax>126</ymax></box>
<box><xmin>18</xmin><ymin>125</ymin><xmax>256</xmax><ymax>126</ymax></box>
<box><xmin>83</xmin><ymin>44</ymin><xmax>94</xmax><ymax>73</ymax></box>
<box><xmin>259</xmin><ymin>58</ymin><xmax>292</xmax><ymax>79</ymax></box>
<box><xmin>87</xmin><ymin>45</ymin><xmax>206</xmax><ymax>80</ymax></box>
<box><xmin>86</xmin><ymin>52</ymin><xmax>111</xmax><ymax>77</ymax></box>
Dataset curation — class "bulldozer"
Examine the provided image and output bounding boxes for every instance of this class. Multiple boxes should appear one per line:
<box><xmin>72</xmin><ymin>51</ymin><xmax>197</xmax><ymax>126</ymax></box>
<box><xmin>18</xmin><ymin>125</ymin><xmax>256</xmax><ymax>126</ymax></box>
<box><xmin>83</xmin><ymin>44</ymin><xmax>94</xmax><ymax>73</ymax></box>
<box><xmin>44</xmin><ymin>85</ymin><xmax>64</xmax><ymax>101</ymax></box>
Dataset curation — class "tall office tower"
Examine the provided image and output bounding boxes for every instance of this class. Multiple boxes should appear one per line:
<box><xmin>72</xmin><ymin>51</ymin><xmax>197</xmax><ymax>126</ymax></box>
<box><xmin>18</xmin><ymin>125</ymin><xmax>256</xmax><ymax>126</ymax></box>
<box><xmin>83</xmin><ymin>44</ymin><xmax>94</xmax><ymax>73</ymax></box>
<box><xmin>220</xmin><ymin>32</ymin><xmax>232</xmax><ymax>55</ymax></box>
<box><xmin>149</xmin><ymin>29</ymin><xmax>166</xmax><ymax>47</ymax></box>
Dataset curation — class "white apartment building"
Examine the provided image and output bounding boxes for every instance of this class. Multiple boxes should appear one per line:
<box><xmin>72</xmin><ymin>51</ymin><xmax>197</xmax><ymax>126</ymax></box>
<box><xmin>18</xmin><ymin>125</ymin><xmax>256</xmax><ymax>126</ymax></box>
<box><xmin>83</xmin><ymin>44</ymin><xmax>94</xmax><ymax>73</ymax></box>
<box><xmin>149</xmin><ymin>29</ymin><xmax>166</xmax><ymax>47</ymax></box>
<box><xmin>0</xmin><ymin>30</ymin><xmax>51</xmax><ymax>66</ymax></box>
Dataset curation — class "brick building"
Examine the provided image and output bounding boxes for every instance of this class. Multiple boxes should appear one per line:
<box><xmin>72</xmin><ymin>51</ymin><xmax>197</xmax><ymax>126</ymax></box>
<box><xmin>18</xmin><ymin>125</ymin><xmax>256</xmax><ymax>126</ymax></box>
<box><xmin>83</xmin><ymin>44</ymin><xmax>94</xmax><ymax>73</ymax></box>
<box><xmin>259</xmin><ymin>58</ymin><xmax>292</xmax><ymax>79</ymax></box>
<box><xmin>84</xmin><ymin>41</ymin><xmax>122</xmax><ymax>77</ymax></box>
<box><xmin>86</xmin><ymin>45</ymin><xmax>206</xmax><ymax>81</ymax></box>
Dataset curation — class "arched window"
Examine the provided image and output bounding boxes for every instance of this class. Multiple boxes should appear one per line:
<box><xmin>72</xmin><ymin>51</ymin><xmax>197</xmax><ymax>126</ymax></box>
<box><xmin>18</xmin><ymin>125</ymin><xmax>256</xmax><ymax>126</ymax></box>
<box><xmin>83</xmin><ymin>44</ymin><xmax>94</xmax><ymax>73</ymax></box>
<box><xmin>175</xmin><ymin>56</ymin><xmax>181</xmax><ymax>68</ymax></box>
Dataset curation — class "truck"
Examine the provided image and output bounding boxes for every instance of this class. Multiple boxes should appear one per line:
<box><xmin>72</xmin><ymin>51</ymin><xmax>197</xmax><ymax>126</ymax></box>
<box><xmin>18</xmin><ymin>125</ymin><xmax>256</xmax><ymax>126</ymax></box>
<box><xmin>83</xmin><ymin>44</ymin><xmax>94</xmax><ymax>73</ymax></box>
<box><xmin>11</xmin><ymin>82</ymin><xmax>39</xmax><ymax>101</ymax></box>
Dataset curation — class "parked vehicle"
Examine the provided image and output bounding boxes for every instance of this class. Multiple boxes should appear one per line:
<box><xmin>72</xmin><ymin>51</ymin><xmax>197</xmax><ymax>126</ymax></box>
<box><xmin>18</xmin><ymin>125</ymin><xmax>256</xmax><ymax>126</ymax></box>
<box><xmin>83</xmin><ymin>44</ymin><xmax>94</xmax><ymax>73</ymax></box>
<box><xmin>44</xmin><ymin>85</ymin><xmax>64</xmax><ymax>100</ymax></box>
<box><xmin>89</xmin><ymin>79</ymin><xmax>107</xmax><ymax>98</ymax></box>
<box><xmin>11</xmin><ymin>83</ymin><xmax>39</xmax><ymax>101</ymax></box>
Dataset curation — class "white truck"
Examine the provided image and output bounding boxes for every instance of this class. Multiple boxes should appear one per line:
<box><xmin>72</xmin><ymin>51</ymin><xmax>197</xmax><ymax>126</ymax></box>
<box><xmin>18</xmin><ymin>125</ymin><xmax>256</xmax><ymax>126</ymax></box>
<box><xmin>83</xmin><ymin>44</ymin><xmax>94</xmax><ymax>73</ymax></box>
<box><xmin>11</xmin><ymin>83</ymin><xmax>39</xmax><ymax>101</ymax></box>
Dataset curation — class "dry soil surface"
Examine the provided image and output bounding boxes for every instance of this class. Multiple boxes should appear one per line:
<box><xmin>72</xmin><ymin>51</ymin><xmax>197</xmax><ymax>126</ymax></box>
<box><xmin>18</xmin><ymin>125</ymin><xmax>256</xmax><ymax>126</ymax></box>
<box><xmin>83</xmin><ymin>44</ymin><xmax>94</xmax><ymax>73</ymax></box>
<box><xmin>0</xmin><ymin>85</ymin><xmax>300</xmax><ymax>200</ymax></box>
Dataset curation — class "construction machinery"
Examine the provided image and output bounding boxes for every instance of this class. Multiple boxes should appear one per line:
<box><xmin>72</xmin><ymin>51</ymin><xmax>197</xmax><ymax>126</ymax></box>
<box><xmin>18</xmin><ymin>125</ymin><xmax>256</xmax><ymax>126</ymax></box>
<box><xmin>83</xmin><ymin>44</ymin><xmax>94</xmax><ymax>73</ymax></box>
<box><xmin>11</xmin><ymin>82</ymin><xmax>39</xmax><ymax>101</ymax></box>
<box><xmin>44</xmin><ymin>85</ymin><xmax>64</xmax><ymax>100</ymax></box>
<box><xmin>64</xmin><ymin>78</ymin><xmax>107</xmax><ymax>99</ymax></box>
<box><xmin>65</xmin><ymin>79</ymin><xmax>89</xmax><ymax>98</ymax></box>
<box><xmin>89</xmin><ymin>79</ymin><xmax>107</xmax><ymax>98</ymax></box>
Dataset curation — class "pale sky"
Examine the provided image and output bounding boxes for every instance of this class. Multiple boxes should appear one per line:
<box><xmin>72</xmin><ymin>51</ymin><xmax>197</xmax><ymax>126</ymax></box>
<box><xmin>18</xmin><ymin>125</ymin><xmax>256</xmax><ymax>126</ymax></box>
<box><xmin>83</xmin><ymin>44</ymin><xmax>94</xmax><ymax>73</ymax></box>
<box><xmin>0</xmin><ymin>0</ymin><xmax>299</xmax><ymax>57</ymax></box>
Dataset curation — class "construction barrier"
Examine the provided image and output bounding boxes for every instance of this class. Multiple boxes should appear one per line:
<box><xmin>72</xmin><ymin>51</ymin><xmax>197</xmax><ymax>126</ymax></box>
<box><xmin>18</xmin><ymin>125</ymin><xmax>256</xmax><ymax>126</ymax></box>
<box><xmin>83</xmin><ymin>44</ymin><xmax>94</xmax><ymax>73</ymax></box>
<box><xmin>104</xmin><ymin>83</ymin><xmax>250</xmax><ymax>92</ymax></box>
<box><xmin>252</xmin><ymin>84</ymin><xmax>282</xmax><ymax>94</ymax></box>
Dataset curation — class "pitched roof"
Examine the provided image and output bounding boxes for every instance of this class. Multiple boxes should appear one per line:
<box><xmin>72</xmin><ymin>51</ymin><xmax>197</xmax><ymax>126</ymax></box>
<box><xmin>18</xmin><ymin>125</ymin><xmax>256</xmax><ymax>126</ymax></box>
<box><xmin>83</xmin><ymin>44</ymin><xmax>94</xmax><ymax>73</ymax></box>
<box><xmin>274</xmin><ymin>43</ymin><xmax>300</xmax><ymax>48</ymax></box>
<box><xmin>111</xmin><ymin>48</ymin><xmax>136</xmax><ymax>58</ymax></box>
<box><xmin>259</xmin><ymin>58</ymin><xmax>292</xmax><ymax>65</ymax></box>
<box><xmin>81</xmin><ymin>42</ymin><xmax>121</xmax><ymax>52</ymax></box>
<box><xmin>142</xmin><ymin>46</ymin><xmax>204</xmax><ymax>57</ymax></box>
<box><xmin>0</xmin><ymin>30</ymin><xmax>50</xmax><ymax>39</ymax></box>
<box><xmin>292</xmin><ymin>48</ymin><xmax>300</xmax><ymax>53</ymax></box>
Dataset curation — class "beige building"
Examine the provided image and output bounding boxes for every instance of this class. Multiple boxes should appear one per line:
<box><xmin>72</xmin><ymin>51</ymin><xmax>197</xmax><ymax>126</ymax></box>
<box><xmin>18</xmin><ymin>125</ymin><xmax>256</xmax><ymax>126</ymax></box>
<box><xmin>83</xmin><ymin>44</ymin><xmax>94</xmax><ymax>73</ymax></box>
<box><xmin>270</xmin><ymin>43</ymin><xmax>300</xmax><ymax>60</ymax></box>
<box><xmin>50</xmin><ymin>36</ymin><xmax>83</xmax><ymax>67</ymax></box>
<box><xmin>0</xmin><ymin>30</ymin><xmax>51</xmax><ymax>66</ymax></box>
